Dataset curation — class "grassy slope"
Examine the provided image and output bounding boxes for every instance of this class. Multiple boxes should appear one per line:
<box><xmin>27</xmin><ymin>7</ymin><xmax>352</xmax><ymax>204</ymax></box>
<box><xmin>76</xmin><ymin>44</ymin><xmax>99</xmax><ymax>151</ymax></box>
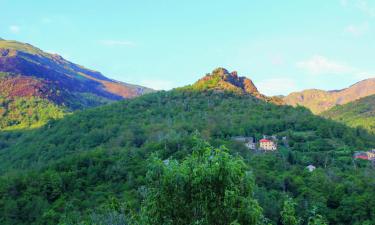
<box><xmin>322</xmin><ymin>94</ymin><xmax>375</xmax><ymax>133</ymax></box>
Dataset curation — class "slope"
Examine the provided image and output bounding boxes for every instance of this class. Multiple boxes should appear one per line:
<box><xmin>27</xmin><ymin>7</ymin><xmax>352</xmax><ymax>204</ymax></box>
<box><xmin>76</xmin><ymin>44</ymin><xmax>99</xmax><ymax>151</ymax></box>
<box><xmin>322</xmin><ymin>94</ymin><xmax>375</xmax><ymax>133</ymax></box>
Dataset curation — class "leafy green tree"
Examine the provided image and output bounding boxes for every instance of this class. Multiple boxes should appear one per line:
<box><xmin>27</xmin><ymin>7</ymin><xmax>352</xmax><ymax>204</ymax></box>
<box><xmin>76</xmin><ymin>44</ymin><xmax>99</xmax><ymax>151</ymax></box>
<box><xmin>281</xmin><ymin>197</ymin><xmax>299</xmax><ymax>225</ymax></box>
<box><xmin>140</xmin><ymin>138</ymin><xmax>263</xmax><ymax>225</ymax></box>
<box><xmin>307</xmin><ymin>207</ymin><xmax>328</xmax><ymax>225</ymax></box>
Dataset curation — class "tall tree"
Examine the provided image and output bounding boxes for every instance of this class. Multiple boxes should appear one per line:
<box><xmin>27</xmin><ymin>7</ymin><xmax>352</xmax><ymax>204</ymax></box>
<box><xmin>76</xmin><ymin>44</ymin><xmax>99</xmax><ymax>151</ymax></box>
<box><xmin>140</xmin><ymin>138</ymin><xmax>263</xmax><ymax>225</ymax></box>
<box><xmin>281</xmin><ymin>198</ymin><xmax>299</xmax><ymax>225</ymax></box>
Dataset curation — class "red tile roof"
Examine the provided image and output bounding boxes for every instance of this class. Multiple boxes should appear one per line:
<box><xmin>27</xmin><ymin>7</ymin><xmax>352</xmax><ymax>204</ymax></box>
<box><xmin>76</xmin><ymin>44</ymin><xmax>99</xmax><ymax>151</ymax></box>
<box><xmin>260</xmin><ymin>139</ymin><xmax>272</xmax><ymax>143</ymax></box>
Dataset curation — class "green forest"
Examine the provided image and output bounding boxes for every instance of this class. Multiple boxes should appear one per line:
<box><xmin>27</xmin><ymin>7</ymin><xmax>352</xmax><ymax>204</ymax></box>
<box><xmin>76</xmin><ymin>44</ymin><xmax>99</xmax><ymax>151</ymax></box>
<box><xmin>0</xmin><ymin>90</ymin><xmax>374</xmax><ymax>224</ymax></box>
<box><xmin>0</xmin><ymin>96</ymin><xmax>65</xmax><ymax>130</ymax></box>
<box><xmin>322</xmin><ymin>94</ymin><xmax>375</xmax><ymax>133</ymax></box>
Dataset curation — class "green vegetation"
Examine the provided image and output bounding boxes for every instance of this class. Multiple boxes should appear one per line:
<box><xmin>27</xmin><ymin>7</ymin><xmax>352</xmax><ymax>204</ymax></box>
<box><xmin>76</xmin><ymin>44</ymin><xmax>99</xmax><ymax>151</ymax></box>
<box><xmin>322</xmin><ymin>94</ymin><xmax>375</xmax><ymax>133</ymax></box>
<box><xmin>140</xmin><ymin>140</ymin><xmax>263</xmax><ymax>225</ymax></box>
<box><xmin>0</xmin><ymin>96</ymin><xmax>65</xmax><ymax>130</ymax></box>
<box><xmin>0</xmin><ymin>90</ymin><xmax>374</xmax><ymax>224</ymax></box>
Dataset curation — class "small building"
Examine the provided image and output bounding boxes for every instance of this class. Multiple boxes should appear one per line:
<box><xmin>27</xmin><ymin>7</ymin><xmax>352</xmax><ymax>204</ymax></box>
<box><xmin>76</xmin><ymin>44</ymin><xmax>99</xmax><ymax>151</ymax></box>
<box><xmin>367</xmin><ymin>150</ymin><xmax>375</xmax><ymax>160</ymax></box>
<box><xmin>306</xmin><ymin>165</ymin><xmax>316</xmax><ymax>172</ymax></box>
<box><xmin>354</xmin><ymin>150</ymin><xmax>375</xmax><ymax>161</ymax></box>
<box><xmin>245</xmin><ymin>141</ymin><xmax>256</xmax><ymax>150</ymax></box>
<box><xmin>232</xmin><ymin>136</ymin><xmax>256</xmax><ymax>150</ymax></box>
<box><xmin>259</xmin><ymin>139</ymin><xmax>277</xmax><ymax>151</ymax></box>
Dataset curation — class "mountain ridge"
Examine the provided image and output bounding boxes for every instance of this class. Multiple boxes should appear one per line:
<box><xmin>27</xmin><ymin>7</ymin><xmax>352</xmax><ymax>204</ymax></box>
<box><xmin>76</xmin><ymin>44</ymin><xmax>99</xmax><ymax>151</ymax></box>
<box><xmin>0</xmin><ymin>38</ymin><xmax>153</xmax><ymax>130</ymax></box>
<box><xmin>283</xmin><ymin>78</ymin><xmax>375</xmax><ymax>114</ymax></box>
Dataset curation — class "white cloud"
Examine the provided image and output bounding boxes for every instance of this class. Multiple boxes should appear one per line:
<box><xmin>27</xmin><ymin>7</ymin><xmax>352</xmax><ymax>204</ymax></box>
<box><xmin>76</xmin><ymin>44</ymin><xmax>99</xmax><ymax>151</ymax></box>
<box><xmin>356</xmin><ymin>0</ymin><xmax>375</xmax><ymax>17</ymax></box>
<box><xmin>345</xmin><ymin>22</ymin><xmax>369</xmax><ymax>36</ymax></box>
<box><xmin>138</xmin><ymin>79</ymin><xmax>176</xmax><ymax>90</ymax></box>
<box><xmin>257</xmin><ymin>78</ymin><xmax>298</xmax><ymax>96</ymax></box>
<box><xmin>296</xmin><ymin>55</ymin><xmax>354</xmax><ymax>75</ymax></box>
<box><xmin>355</xmin><ymin>72</ymin><xmax>375</xmax><ymax>79</ymax></box>
<box><xmin>340</xmin><ymin>0</ymin><xmax>348</xmax><ymax>7</ymax></box>
<box><xmin>98</xmin><ymin>40</ymin><xmax>135</xmax><ymax>47</ymax></box>
<box><xmin>269</xmin><ymin>54</ymin><xmax>284</xmax><ymax>66</ymax></box>
<box><xmin>9</xmin><ymin>25</ymin><xmax>20</xmax><ymax>33</ymax></box>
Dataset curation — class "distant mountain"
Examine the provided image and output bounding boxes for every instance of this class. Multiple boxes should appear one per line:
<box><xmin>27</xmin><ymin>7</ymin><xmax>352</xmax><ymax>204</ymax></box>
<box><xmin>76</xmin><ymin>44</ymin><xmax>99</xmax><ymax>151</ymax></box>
<box><xmin>0</xmin><ymin>39</ymin><xmax>153</xmax><ymax>130</ymax></box>
<box><xmin>283</xmin><ymin>78</ymin><xmax>375</xmax><ymax>114</ymax></box>
<box><xmin>322</xmin><ymin>94</ymin><xmax>375</xmax><ymax>133</ymax></box>
<box><xmin>181</xmin><ymin>67</ymin><xmax>283</xmax><ymax>104</ymax></box>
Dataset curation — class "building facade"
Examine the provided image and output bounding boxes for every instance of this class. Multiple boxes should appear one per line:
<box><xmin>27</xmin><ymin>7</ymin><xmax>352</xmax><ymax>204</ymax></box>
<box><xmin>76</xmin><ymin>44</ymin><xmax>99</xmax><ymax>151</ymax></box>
<box><xmin>259</xmin><ymin>139</ymin><xmax>277</xmax><ymax>151</ymax></box>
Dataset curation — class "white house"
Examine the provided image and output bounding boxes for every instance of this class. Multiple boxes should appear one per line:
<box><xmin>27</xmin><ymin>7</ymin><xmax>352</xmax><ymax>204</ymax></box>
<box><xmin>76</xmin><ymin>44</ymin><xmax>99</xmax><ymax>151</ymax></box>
<box><xmin>306</xmin><ymin>165</ymin><xmax>316</xmax><ymax>172</ymax></box>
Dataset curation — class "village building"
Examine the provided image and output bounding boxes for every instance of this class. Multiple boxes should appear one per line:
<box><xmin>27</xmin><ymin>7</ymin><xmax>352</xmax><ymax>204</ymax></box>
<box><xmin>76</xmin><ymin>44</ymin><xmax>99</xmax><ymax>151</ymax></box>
<box><xmin>259</xmin><ymin>138</ymin><xmax>277</xmax><ymax>151</ymax></box>
<box><xmin>306</xmin><ymin>165</ymin><xmax>316</xmax><ymax>172</ymax></box>
<box><xmin>232</xmin><ymin>136</ymin><xmax>256</xmax><ymax>150</ymax></box>
<box><xmin>368</xmin><ymin>150</ymin><xmax>375</xmax><ymax>160</ymax></box>
<box><xmin>354</xmin><ymin>150</ymin><xmax>375</xmax><ymax>161</ymax></box>
<box><xmin>245</xmin><ymin>141</ymin><xmax>256</xmax><ymax>150</ymax></box>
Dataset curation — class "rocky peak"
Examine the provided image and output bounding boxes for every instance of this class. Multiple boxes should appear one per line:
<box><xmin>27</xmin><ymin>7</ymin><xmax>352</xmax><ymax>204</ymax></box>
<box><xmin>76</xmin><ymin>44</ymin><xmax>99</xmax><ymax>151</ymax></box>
<box><xmin>195</xmin><ymin>67</ymin><xmax>260</xmax><ymax>95</ymax></box>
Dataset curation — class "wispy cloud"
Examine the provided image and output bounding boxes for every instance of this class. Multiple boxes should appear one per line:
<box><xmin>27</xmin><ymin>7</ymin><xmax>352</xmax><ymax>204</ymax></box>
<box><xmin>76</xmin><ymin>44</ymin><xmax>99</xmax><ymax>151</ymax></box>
<box><xmin>257</xmin><ymin>78</ymin><xmax>298</xmax><ymax>96</ymax></box>
<box><xmin>138</xmin><ymin>79</ymin><xmax>175</xmax><ymax>90</ymax></box>
<box><xmin>297</xmin><ymin>55</ymin><xmax>375</xmax><ymax>80</ymax></box>
<box><xmin>269</xmin><ymin>54</ymin><xmax>285</xmax><ymax>66</ymax></box>
<box><xmin>98</xmin><ymin>40</ymin><xmax>135</xmax><ymax>47</ymax></box>
<box><xmin>356</xmin><ymin>0</ymin><xmax>375</xmax><ymax>17</ymax></box>
<box><xmin>340</xmin><ymin>0</ymin><xmax>348</xmax><ymax>7</ymax></box>
<box><xmin>345</xmin><ymin>22</ymin><xmax>369</xmax><ymax>36</ymax></box>
<box><xmin>9</xmin><ymin>25</ymin><xmax>20</xmax><ymax>33</ymax></box>
<box><xmin>296</xmin><ymin>55</ymin><xmax>354</xmax><ymax>75</ymax></box>
<box><xmin>355</xmin><ymin>72</ymin><xmax>375</xmax><ymax>79</ymax></box>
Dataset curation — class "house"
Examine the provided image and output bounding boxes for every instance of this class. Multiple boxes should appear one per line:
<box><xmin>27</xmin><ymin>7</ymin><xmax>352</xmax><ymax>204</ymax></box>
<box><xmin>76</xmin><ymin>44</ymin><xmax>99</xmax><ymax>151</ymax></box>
<box><xmin>259</xmin><ymin>139</ymin><xmax>277</xmax><ymax>151</ymax></box>
<box><xmin>354</xmin><ymin>150</ymin><xmax>375</xmax><ymax>161</ymax></box>
<box><xmin>306</xmin><ymin>165</ymin><xmax>316</xmax><ymax>172</ymax></box>
<box><xmin>354</xmin><ymin>153</ymin><xmax>369</xmax><ymax>160</ymax></box>
<box><xmin>245</xmin><ymin>141</ymin><xmax>256</xmax><ymax>150</ymax></box>
<box><xmin>368</xmin><ymin>150</ymin><xmax>375</xmax><ymax>160</ymax></box>
<box><xmin>232</xmin><ymin>136</ymin><xmax>256</xmax><ymax>150</ymax></box>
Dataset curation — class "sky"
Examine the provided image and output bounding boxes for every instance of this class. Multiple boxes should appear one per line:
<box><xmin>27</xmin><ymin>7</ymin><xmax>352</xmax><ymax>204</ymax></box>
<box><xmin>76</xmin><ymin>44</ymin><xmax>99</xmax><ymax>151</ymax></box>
<box><xmin>1</xmin><ymin>0</ymin><xmax>375</xmax><ymax>95</ymax></box>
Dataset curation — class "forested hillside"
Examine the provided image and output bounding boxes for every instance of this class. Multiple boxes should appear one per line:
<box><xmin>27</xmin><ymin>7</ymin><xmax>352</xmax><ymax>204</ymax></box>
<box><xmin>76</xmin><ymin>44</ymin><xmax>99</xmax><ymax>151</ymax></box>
<box><xmin>322</xmin><ymin>94</ymin><xmax>375</xmax><ymax>133</ymax></box>
<box><xmin>0</xmin><ymin>88</ymin><xmax>374</xmax><ymax>224</ymax></box>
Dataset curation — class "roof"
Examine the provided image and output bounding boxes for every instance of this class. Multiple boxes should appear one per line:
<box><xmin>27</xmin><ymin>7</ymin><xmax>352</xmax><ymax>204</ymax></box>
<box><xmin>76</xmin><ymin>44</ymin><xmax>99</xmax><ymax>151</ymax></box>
<box><xmin>260</xmin><ymin>139</ymin><xmax>272</xmax><ymax>143</ymax></box>
<box><xmin>355</xmin><ymin>155</ymin><xmax>368</xmax><ymax>160</ymax></box>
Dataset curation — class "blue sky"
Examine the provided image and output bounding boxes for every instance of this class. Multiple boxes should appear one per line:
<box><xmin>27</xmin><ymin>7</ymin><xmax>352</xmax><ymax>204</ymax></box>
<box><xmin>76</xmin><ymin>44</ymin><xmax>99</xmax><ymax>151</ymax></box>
<box><xmin>1</xmin><ymin>0</ymin><xmax>375</xmax><ymax>95</ymax></box>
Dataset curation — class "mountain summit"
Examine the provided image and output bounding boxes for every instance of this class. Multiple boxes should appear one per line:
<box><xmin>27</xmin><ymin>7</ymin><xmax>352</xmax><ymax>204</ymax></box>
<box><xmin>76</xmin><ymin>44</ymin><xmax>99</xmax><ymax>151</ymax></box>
<box><xmin>192</xmin><ymin>68</ymin><xmax>259</xmax><ymax>94</ymax></box>
<box><xmin>185</xmin><ymin>68</ymin><xmax>282</xmax><ymax>104</ymax></box>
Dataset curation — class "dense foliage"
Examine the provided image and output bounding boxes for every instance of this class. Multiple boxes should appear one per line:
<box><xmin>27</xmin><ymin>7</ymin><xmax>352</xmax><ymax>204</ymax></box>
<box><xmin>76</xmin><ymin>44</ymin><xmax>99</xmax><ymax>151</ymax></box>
<box><xmin>322</xmin><ymin>94</ymin><xmax>375</xmax><ymax>133</ymax></box>
<box><xmin>0</xmin><ymin>90</ymin><xmax>374</xmax><ymax>224</ymax></box>
<box><xmin>140</xmin><ymin>139</ymin><xmax>263</xmax><ymax>225</ymax></box>
<box><xmin>0</xmin><ymin>96</ymin><xmax>65</xmax><ymax>130</ymax></box>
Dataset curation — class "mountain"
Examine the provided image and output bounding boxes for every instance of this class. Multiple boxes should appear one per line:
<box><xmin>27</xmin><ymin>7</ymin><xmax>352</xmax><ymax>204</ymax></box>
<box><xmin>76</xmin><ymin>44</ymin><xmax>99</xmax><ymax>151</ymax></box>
<box><xmin>322</xmin><ymin>94</ymin><xmax>375</xmax><ymax>133</ymax></box>
<box><xmin>181</xmin><ymin>67</ymin><xmax>283</xmax><ymax>104</ymax></box>
<box><xmin>0</xmin><ymin>39</ymin><xmax>153</xmax><ymax>130</ymax></box>
<box><xmin>0</xmin><ymin>69</ymin><xmax>375</xmax><ymax>224</ymax></box>
<box><xmin>283</xmin><ymin>78</ymin><xmax>375</xmax><ymax>114</ymax></box>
